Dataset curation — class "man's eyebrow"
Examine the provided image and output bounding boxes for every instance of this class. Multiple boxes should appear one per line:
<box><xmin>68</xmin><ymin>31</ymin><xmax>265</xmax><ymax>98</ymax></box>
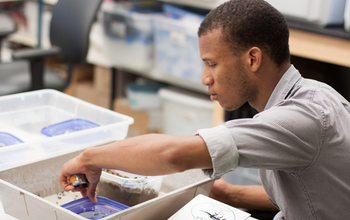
<box><xmin>202</xmin><ymin>58</ymin><xmax>212</xmax><ymax>62</ymax></box>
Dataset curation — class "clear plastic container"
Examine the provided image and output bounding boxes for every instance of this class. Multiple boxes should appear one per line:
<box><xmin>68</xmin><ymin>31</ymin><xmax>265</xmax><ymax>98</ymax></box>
<box><xmin>96</xmin><ymin>169</ymin><xmax>163</xmax><ymax>206</ymax></box>
<box><xmin>101</xmin><ymin>1</ymin><xmax>161</xmax><ymax>71</ymax></box>
<box><xmin>126</xmin><ymin>82</ymin><xmax>164</xmax><ymax>111</ymax></box>
<box><xmin>0</xmin><ymin>89</ymin><xmax>134</xmax><ymax>170</ymax></box>
<box><xmin>61</xmin><ymin>195</ymin><xmax>129</xmax><ymax>219</ymax></box>
<box><xmin>154</xmin><ymin>5</ymin><xmax>205</xmax><ymax>82</ymax></box>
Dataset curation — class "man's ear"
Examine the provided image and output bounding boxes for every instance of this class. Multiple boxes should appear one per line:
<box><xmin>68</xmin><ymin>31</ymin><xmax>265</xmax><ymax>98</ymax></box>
<box><xmin>247</xmin><ymin>47</ymin><xmax>262</xmax><ymax>72</ymax></box>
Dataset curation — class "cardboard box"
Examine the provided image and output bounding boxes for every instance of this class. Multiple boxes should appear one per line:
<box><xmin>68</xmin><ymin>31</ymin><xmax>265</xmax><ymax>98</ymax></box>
<box><xmin>93</xmin><ymin>65</ymin><xmax>111</xmax><ymax>94</ymax></box>
<box><xmin>114</xmin><ymin>99</ymin><xmax>150</xmax><ymax>136</ymax></box>
<box><xmin>75</xmin><ymin>81</ymin><xmax>110</xmax><ymax>109</ymax></box>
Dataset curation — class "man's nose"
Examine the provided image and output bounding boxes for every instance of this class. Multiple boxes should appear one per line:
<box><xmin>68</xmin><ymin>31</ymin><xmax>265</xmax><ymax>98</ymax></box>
<box><xmin>201</xmin><ymin>67</ymin><xmax>213</xmax><ymax>86</ymax></box>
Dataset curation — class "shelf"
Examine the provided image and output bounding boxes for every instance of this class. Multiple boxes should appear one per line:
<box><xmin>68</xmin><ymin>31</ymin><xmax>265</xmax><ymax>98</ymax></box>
<box><xmin>289</xmin><ymin>28</ymin><xmax>350</xmax><ymax>68</ymax></box>
<box><xmin>86</xmin><ymin>44</ymin><xmax>207</xmax><ymax>94</ymax></box>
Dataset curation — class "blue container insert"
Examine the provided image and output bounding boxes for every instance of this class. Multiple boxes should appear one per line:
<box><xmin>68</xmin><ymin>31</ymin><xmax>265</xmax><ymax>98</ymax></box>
<box><xmin>0</xmin><ymin>132</ymin><xmax>23</xmax><ymax>147</ymax></box>
<box><xmin>41</xmin><ymin>119</ymin><xmax>100</xmax><ymax>137</ymax></box>
<box><xmin>61</xmin><ymin>195</ymin><xmax>129</xmax><ymax>219</ymax></box>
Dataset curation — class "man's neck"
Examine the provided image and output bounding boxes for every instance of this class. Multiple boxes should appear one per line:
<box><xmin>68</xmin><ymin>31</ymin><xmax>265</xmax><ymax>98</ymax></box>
<box><xmin>249</xmin><ymin>62</ymin><xmax>291</xmax><ymax>112</ymax></box>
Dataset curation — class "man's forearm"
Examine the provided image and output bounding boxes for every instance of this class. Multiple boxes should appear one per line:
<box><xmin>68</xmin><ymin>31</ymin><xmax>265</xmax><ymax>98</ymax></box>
<box><xmin>210</xmin><ymin>179</ymin><xmax>279</xmax><ymax>212</ymax></box>
<box><xmin>81</xmin><ymin>133</ymin><xmax>212</xmax><ymax>176</ymax></box>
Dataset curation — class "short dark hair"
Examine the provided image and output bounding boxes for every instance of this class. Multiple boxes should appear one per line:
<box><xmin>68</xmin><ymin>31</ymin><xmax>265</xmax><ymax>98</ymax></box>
<box><xmin>198</xmin><ymin>0</ymin><xmax>290</xmax><ymax>66</ymax></box>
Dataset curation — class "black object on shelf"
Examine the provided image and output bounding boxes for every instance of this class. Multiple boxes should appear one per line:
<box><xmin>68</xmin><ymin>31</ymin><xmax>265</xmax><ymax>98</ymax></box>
<box><xmin>286</xmin><ymin>18</ymin><xmax>350</xmax><ymax>40</ymax></box>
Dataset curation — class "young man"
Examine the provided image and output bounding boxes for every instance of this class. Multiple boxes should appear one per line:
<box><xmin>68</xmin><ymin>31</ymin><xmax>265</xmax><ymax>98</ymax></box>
<box><xmin>60</xmin><ymin>0</ymin><xmax>350</xmax><ymax>219</ymax></box>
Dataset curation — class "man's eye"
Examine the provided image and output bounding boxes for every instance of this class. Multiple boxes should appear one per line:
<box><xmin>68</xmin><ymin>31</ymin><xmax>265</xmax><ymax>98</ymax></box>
<box><xmin>208</xmin><ymin>63</ymin><xmax>216</xmax><ymax>67</ymax></box>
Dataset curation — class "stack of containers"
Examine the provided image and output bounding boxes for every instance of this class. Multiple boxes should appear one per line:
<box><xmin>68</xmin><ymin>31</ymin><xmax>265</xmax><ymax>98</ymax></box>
<box><xmin>154</xmin><ymin>5</ymin><xmax>206</xmax><ymax>83</ymax></box>
<box><xmin>0</xmin><ymin>89</ymin><xmax>134</xmax><ymax>170</ymax></box>
<box><xmin>265</xmin><ymin>0</ymin><xmax>347</xmax><ymax>27</ymax></box>
<box><xmin>101</xmin><ymin>1</ymin><xmax>162</xmax><ymax>71</ymax></box>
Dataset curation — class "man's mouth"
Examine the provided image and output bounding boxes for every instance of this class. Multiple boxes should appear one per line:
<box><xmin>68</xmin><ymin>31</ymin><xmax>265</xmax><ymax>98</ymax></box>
<box><xmin>210</xmin><ymin>93</ymin><xmax>217</xmax><ymax>100</ymax></box>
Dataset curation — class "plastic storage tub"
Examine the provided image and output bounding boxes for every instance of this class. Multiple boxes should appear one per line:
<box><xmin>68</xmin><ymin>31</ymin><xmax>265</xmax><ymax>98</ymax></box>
<box><xmin>345</xmin><ymin>0</ymin><xmax>350</xmax><ymax>32</ymax></box>
<box><xmin>125</xmin><ymin>82</ymin><xmax>164</xmax><ymax>111</ymax></box>
<box><xmin>265</xmin><ymin>0</ymin><xmax>347</xmax><ymax>27</ymax></box>
<box><xmin>96</xmin><ymin>169</ymin><xmax>163</xmax><ymax>206</ymax></box>
<box><xmin>101</xmin><ymin>1</ymin><xmax>161</xmax><ymax>71</ymax></box>
<box><xmin>158</xmin><ymin>87</ymin><xmax>214</xmax><ymax>136</ymax></box>
<box><xmin>0</xmin><ymin>150</ymin><xmax>213</xmax><ymax>220</ymax></box>
<box><xmin>154</xmin><ymin>5</ymin><xmax>205</xmax><ymax>83</ymax></box>
<box><xmin>0</xmin><ymin>89</ymin><xmax>133</xmax><ymax>170</ymax></box>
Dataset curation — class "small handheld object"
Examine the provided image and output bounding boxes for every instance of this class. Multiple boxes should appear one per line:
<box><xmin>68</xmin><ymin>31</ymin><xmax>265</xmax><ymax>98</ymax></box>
<box><xmin>70</xmin><ymin>174</ymin><xmax>88</xmax><ymax>188</ymax></box>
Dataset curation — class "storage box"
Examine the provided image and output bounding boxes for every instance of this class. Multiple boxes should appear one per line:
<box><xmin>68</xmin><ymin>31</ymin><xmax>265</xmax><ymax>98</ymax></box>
<box><xmin>96</xmin><ymin>169</ymin><xmax>163</xmax><ymax>206</ymax></box>
<box><xmin>158</xmin><ymin>87</ymin><xmax>214</xmax><ymax>136</ymax></box>
<box><xmin>101</xmin><ymin>1</ymin><xmax>161</xmax><ymax>71</ymax></box>
<box><xmin>126</xmin><ymin>82</ymin><xmax>164</xmax><ymax>111</ymax></box>
<box><xmin>344</xmin><ymin>0</ymin><xmax>350</xmax><ymax>32</ymax></box>
<box><xmin>265</xmin><ymin>0</ymin><xmax>347</xmax><ymax>27</ymax></box>
<box><xmin>154</xmin><ymin>10</ymin><xmax>204</xmax><ymax>82</ymax></box>
<box><xmin>0</xmin><ymin>89</ymin><xmax>133</xmax><ymax>170</ymax></box>
<box><xmin>0</xmin><ymin>150</ymin><xmax>213</xmax><ymax>220</ymax></box>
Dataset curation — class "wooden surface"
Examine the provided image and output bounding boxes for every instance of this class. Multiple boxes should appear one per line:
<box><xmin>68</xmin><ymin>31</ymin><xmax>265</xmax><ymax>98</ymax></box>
<box><xmin>289</xmin><ymin>28</ymin><xmax>350</xmax><ymax>67</ymax></box>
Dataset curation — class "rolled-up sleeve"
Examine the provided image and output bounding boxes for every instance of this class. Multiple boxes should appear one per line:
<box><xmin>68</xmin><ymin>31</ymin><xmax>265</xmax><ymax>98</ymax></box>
<box><xmin>196</xmin><ymin>125</ymin><xmax>239</xmax><ymax>179</ymax></box>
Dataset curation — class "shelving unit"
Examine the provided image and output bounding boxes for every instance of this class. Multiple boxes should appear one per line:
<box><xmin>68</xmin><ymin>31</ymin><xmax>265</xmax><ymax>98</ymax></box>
<box><xmin>5</xmin><ymin>0</ymin><xmax>350</xmax><ymax>124</ymax></box>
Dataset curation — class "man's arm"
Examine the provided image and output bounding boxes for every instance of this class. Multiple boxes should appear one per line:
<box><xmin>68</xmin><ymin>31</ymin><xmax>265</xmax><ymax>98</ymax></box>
<box><xmin>209</xmin><ymin>178</ymin><xmax>279</xmax><ymax>212</ymax></box>
<box><xmin>59</xmin><ymin>133</ymin><xmax>212</xmax><ymax>202</ymax></box>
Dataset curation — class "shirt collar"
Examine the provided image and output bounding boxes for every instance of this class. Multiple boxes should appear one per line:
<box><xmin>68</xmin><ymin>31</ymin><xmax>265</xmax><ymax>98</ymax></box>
<box><xmin>264</xmin><ymin>65</ymin><xmax>302</xmax><ymax>111</ymax></box>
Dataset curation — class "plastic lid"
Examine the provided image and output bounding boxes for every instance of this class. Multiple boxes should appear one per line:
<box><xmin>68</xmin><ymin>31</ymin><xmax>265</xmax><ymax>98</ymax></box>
<box><xmin>61</xmin><ymin>195</ymin><xmax>129</xmax><ymax>219</ymax></box>
<box><xmin>0</xmin><ymin>132</ymin><xmax>23</xmax><ymax>147</ymax></box>
<box><xmin>41</xmin><ymin>119</ymin><xmax>99</xmax><ymax>137</ymax></box>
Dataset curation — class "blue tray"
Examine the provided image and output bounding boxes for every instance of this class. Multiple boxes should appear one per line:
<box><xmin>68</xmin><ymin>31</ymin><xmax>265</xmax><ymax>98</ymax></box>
<box><xmin>0</xmin><ymin>132</ymin><xmax>23</xmax><ymax>147</ymax></box>
<box><xmin>41</xmin><ymin>119</ymin><xmax>99</xmax><ymax>137</ymax></box>
<box><xmin>61</xmin><ymin>195</ymin><xmax>129</xmax><ymax>219</ymax></box>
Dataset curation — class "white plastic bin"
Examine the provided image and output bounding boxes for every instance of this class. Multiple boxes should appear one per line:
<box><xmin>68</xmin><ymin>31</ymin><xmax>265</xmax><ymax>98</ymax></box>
<box><xmin>154</xmin><ymin>7</ymin><xmax>205</xmax><ymax>83</ymax></box>
<box><xmin>0</xmin><ymin>89</ymin><xmax>133</xmax><ymax>170</ymax></box>
<box><xmin>0</xmin><ymin>150</ymin><xmax>213</xmax><ymax>220</ymax></box>
<box><xmin>101</xmin><ymin>1</ymin><xmax>160</xmax><ymax>71</ymax></box>
<box><xmin>344</xmin><ymin>0</ymin><xmax>350</xmax><ymax>31</ymax></box>
<box><xmin>158</xmin><ymin>87</ymin><xmax>214</xmax><ymax>136</ymax></box>
<box><xmin>125</xmin><ymin>82</ymin><xmax>164</xmax><ymax>111</ymax></box>
<box><xmin>265</xmin><ymin>0</ymin><xmax>347</xmax><ymax>27</ymax></box>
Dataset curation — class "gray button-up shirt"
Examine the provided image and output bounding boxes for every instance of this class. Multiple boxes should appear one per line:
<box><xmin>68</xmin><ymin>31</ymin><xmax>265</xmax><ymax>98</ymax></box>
<box><xmin>198</xmin><ymin>65</ymin><xmax>350</xmax><ymax>219</ymax></box>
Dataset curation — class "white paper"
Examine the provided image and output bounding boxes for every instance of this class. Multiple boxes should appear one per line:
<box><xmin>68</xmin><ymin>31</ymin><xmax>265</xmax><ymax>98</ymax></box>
<box><xmin>168</xmin><ymin>194</ymin><xmax>251</xmax><ymax>220</ymax></box>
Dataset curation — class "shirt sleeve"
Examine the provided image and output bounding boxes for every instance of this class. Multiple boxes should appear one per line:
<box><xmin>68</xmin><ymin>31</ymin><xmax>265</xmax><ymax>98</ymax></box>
<box><xmin>196</xmin><ymin>125</ymin><xmax>239</xmax><ymax>179</ymax></box>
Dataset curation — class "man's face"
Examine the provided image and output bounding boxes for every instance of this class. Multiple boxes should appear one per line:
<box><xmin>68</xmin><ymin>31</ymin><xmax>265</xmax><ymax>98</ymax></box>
<box><xmin>199</xmin><ymin>28</ymin><xmax>253</xmax><ymax>111</ymax></box>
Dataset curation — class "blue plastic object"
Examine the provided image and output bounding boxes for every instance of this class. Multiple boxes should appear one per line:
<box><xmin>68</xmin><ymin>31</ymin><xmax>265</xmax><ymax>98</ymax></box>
<box><xmin>61</xmin><ymin>195</ymin><xmax>129</xmax><ymax>219</ymax></box>
<box><xmin>0</xmin><ymin>132</ymin><xmax>23</xmax><ymax>147</ymax></box>
<box><xmin>163</xmin><ymin>4</ymin><xmax>205</xmax><ymax>20</ymax></box>
<box><xmin>41</xmin><ymin>119</ymin><xmax>99</xmax><ymax>137</ymax></box>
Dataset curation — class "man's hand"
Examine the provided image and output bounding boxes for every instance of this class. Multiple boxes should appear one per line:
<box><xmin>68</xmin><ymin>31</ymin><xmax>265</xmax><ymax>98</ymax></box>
<box><xmin>59</xmin><ymin>152</ymin><xmax>102</xmax><ymax>203</ymax></box>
